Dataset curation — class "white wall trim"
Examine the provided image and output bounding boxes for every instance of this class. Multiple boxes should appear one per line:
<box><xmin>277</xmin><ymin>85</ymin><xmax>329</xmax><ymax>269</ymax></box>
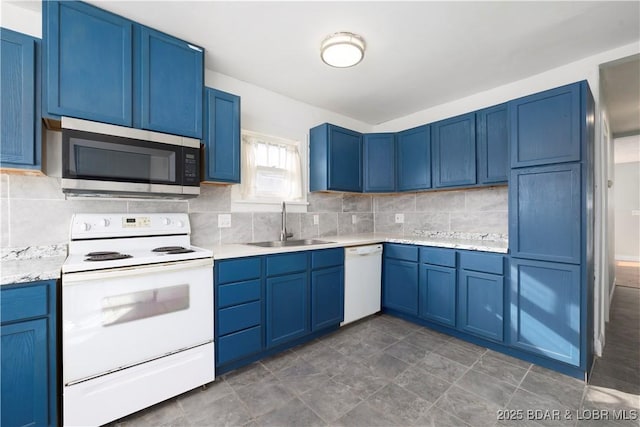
<box><xmin>615</xmin><ymin>255</ymin><xmax>640</xmax><ymax>262</ymax></box>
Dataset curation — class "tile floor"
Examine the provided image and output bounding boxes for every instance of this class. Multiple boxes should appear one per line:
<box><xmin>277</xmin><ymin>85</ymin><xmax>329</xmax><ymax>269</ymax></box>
<box><xmin>113</xmin><ymin>289</ymin><xmax>640</xmax><ymax>427</ymax></box>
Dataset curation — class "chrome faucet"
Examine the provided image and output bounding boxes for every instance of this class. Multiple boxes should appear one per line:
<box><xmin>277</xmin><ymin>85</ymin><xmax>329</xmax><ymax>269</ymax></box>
<box><xmin>280</xmin><ymin>201</ymin><xmax>293</xmax><ymax>241</ymax></box>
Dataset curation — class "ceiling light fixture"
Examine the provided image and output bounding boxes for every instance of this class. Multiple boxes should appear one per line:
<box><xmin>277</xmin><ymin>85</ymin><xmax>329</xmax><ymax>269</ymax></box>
<box><xmin>320</xmin><ymin>32</ymin><xmax>365</xmax><ymax>68</ymax></box>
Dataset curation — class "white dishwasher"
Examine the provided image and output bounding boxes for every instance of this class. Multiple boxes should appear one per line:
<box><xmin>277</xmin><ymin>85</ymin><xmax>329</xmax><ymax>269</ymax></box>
<box><xmin>342</xmin><ymin>244</ymin><xmax>383</xmax><ymax>325</ymax></box>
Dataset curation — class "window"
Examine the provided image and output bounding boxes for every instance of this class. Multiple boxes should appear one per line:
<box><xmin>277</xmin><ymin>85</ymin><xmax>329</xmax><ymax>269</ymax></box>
<box><xmin>233</xmin><ymin>130</ymin><xmax>304</xmax><ymax>208</ymax></box>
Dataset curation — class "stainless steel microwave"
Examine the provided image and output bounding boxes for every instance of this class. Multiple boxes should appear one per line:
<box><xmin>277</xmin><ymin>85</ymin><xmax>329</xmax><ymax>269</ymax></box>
<box><xmin>61</xmin><ymin>117</ymin><xmax>200</xmax><ymax>198</ymax></box>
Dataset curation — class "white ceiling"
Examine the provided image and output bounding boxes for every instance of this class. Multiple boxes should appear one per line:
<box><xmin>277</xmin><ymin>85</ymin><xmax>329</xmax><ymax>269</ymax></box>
<box><xmin>18</xmin><ymin>1</ymin><xmax>640</xmax><ymax>125</ymax></box>
<box><xmin>601</xmin><ymin>55</ymin><xmax>640</xmax><ymax>138</ymax></box>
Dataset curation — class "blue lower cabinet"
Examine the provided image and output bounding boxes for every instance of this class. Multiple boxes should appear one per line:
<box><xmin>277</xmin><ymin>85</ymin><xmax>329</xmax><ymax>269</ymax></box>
<box><xmin>510</xmin><ymin>258</ymin><xmax>581</xmax><ymax>366</ymax></box>
<box><xmin>1</xmin><ymin>280</ymin><xmax>57</xmax><ymax>427</ymax></box>
<box><xmin>383</xmin><ymin>258</ymin><xmax>419</xmax><ymax>315</ymax></box>
<box><xmin>311</xmin><ymin>266</ymin><xmax>344</xmax><ymax>330</ymax></box>
<box><xmin>458</xmin><ymin>269</ymin><xmax>504</xmax><ymax>341</ymax></box>
<box><xmin>419</xmin><ymin>264</ymin><xmax>456</xmax><ymax>326</ymax></box>
<box><xmin>266</xmin><ymin>272</ymin><xmax>309</xmax><ymax>347</ymax></box>
<box><xmin>217</xmin><ymin>326</ymin><xmax>262</xmax><ymax>366</ymax></box>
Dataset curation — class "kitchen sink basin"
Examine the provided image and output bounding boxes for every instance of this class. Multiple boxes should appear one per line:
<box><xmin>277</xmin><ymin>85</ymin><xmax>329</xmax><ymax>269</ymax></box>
<box><xmin>247</xmin><ymin>239</ymin><xmax>335</xmax><ymax>248</ymax></box>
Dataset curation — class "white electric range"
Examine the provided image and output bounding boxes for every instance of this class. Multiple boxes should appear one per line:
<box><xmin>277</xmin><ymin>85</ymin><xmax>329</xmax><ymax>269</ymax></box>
<box><xmin>62</xmin><ymin>213</ymin><xmax>214</xmax><ymax>427</ymax></box>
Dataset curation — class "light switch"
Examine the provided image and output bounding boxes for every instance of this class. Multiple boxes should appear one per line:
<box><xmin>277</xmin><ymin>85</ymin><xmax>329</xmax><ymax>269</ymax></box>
<box><xmin>352</xmin><ymin>214</ymin><xmax>357</xmax><ymax>225</ymax></box>
<box><xmin>218</xmin><ymin>214</ymin><xmax>231</xmax><ymax>228</ymax></box>
<box><xmin>633</xmin><ymin>210</ymin><xmax>640</xmax><ymax>216</ymax></box>
<box><xmin>395</xmin><ymin>213</ymin><xmax>404</xmax><ymax>224</ymax></box>
<box><xmin>313</xmin><ymin>215</ymin><xmax>319</xmax><ymax>225</ymax></box>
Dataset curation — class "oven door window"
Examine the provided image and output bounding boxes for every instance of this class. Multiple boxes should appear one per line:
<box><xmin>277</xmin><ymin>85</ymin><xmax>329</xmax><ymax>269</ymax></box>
<box><xmin>63</xmin><ymin>129</ymin><xmax>180</xmax><ymax>184</ymax></box>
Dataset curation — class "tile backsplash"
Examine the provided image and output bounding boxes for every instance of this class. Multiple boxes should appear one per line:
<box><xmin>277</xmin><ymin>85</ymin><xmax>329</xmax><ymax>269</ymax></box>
<box><xmin>0</xmin><ymin>173</ymin><xmax>507</xmax><ymax>250</ymax></box>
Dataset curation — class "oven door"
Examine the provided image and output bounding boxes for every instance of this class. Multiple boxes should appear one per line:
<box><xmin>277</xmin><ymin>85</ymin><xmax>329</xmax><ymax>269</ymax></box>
<box><xmin>62</xmin><ymin>258</ymin><xmax>213</xmax><ymax>385</ymax></box>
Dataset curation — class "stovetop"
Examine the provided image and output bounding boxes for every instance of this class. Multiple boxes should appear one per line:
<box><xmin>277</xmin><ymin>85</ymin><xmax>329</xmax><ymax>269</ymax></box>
<box><xmin>63</xmin><ymin>245</ymin><xmax>212</xmax><ymax>273</ymax></box>
<box><xmin>63</xmin><ymin>213</ymin><xmax>213</xmax><ymax>274</ymax></box>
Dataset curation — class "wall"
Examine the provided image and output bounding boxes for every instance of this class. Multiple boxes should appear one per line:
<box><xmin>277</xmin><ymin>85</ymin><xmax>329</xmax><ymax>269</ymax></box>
<box><xmin>373</xmin><ymin>41</ymin><xmax>640</xmax><ymax>133</ymax></box>
<box><xmin>613</xmin><ymin>134</ymin><xmax>640</xmax><ymax>262</ymax></box>
<box><xmin>613</xmin><ymin>161</ymin><xmax>640</xmax><ymax>261</ymax></box>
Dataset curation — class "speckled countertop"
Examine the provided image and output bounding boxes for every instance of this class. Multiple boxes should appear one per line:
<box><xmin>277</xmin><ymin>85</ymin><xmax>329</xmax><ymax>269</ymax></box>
<box><xmin>1</xmin><ymin>245</ymin><xmax>67</xmax><ymax>285</ymax></box>
<box><xmin>210</xmin><ymin>232</ymin><xmax>508</xmax><ymax>260</ymax></box>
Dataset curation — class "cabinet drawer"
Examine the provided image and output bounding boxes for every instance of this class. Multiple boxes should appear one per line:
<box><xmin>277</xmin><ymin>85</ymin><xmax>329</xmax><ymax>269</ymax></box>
<box><xmin>217</xmin><ymin>257</ymin><xmax>261</xmax><ymax>284</ymax></box>
<box><xmin>311</xmin><ymin>248</ymin><xmax>343</xmax><ymax>270</ymax></box>
<box><xmin>1</xmin><ymin>282</ymin><xmax>49</xmax><ymax>323</ymax></box>
<box><xmin>266</xmin><ymin>252</ymin><xmax>307</xmax><ymax>276</ymax></box>
<box><xmin>218</xmin><ymin>279</ymin><xmax>260</xmax><ymax>308</ymax></box>
<box><xmin>218</xmin><ymin>301</ymin><xmax>261</xmax><ymax>336</ymax></box>
<box><xmin>217</xmin><ymin>325</ymin><xmax>262</xmax><ymax>366</ymax></box>
<box><xmin>419</xmin><ymin>247</ymin><xmax>456</xmax><ymax>267</ymax></box>
<box><xmin>384</xmin><ymin>244</ymin><xmax>418</xmax><ymax>262</ymax></box>
<box><xmin>459</xmin><ymin>251</ymin><xmax>504</xmax><ymax>275</ymax></box>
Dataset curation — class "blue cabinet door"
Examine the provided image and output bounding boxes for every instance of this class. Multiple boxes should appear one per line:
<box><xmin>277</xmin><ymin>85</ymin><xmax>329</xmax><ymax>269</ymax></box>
<box><xmin>510</xmin><ymin>258</ymin><xmax>581</xmax><ymax>367</ymax></box>
<box><xmin>45</xmin><ymin>0</ymin><xmax>132</xmax><ymax>126</ymax></box>
<box><xmin>311</xmin><ymin>266</ymin><xmax>344</xmax><ymax>330</ymax></box>
<box><xmin>266</xmin><ymin>272</ymin><xmax>309</xmax><ymax>347</ymax></box>
<box><xmin>509</xmin><ymin>82</ymin><xmax>581</xmax><ymax>168</ymax></box>
<box><xmin>383</xmin><ymin>258</ymin><xmax>419</xmax><ymax>315</ymax></box>
<box><xmin>1</xmin><ymin>29</ymin><xmax>39</xmax><ymax>168</ymax></box>
<box><xmin>419</xmin><ymin>264</ymin><xmax>456</xmax><ymax>326</ymax></box>
<box><xmin>396</xmin><ymin>125</ymin><xmax>431</xmax><ymax>191</ymax></box>
<box><xmin>203</xmin><ymin>88</ymin><xmax>240</xmax><ymax>182</ymax></box>
<box><xmin>328</xmin><ymin>125</ymin><xmax>362</xmax><ymax>192</ymax></box>
<box><xmin>139</xmin><ymin>27</ymin><xmax>203</xmax><ymax>138</ymax></box>
<box><xmin>432</xmin><ymin>112</ymin><xmax>476</xmax><ymax>188</ymax></box>
<box><xmin>310</xmin><ymin>123</ymin><xmax>362</xmax><ymax>192</ymax></box>
<box><xmin>510</xmin><ymin>163</ymin><xmax>581</xmax><ymax>264</ymax></box>
<box><xmin>458</xmin><ymin>270</ymin><xmax>504</xmax><ymax>341</ymax></box>
<box><xmin>477</xmin><ymin>104</ymin><xmax>508</xmax><ymax>184</ymax></box>
<box><xmin>1</xmin><ymin>319</ymin><xmax>49</xmax><ymax>427</ymax></box>
<box><xmin>363</xmin><ymin>133</ymin><xmax>395</xmax><ymax>192</ymax></box>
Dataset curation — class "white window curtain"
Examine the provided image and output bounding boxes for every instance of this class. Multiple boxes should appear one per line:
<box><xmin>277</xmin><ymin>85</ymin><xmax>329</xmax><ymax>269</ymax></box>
<box><xmin>240</xmin><ymin>132</ymin><xmax>303</xmax><ymax>201</ymax></box>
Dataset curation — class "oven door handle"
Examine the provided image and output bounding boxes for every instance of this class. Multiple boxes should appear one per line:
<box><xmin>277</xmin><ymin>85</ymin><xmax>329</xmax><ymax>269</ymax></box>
<box><xmin>62</xmin><ymin>258</ymin><xmax>213</xmax><ymax>284</ymax></box>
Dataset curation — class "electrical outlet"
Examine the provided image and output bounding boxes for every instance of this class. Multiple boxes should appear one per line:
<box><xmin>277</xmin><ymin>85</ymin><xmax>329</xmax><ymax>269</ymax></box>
<box><xmin>313</xmin><ymin>215</ymin><xmax>319</xmax><ymax>225</ymax></box>
<box><xmin>218</xmin><ymin>214</ymin><xmax>231</xmax><ymax>228</ymax></box>
<box><xmin>351</xmin><ymin>214</ymin><xmax>357</xmax><ymax>225</ymax></box>
<box><xmin>395</xmin><ymin>213</ymin><xmax>404</xmax><ymax>224</ymax></box>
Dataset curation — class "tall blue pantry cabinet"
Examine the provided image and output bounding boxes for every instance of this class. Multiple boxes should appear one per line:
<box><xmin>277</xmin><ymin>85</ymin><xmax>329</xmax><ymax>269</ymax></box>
<box><xmin>508</xmin><ymin>81</ymin><xmax>594</xmax><ymax>376</ymax></box>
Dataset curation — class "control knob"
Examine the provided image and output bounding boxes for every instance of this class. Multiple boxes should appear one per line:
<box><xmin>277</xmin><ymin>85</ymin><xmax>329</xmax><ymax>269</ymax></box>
<box><xmin>100</xmin><ymin>218</ymin><xmax>110</xmax><ymax>227</ymax></box>
<box><xmin>80</xmin><ymin>223</ymin><xmax>91</xmax><ymax>231</ymax></box>
<box><xmin>162</xmin><ymin>217</ymin><xmax>171</xmax><ymax>226</ymax></box>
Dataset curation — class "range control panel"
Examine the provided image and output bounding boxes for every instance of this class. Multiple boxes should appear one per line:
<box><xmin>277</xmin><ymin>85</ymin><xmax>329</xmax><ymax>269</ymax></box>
<box><xmin>70</xmin><ymin>213</ymin><xmax>190</xmax><ymax>239</ymax></box>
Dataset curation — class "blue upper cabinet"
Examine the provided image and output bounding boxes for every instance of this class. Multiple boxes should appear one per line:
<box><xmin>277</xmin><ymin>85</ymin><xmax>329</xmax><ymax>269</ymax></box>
<box><xmin>509</xmin><ymin>82</ymin><xmax>581</xmax><ymax>168</ymax></box>
<box><xmin>396</xmin><ymin>125</ymin><xmax>431</xmax><ymax>191</ymax></box>
<box><xmin>510</xmin><ymin>258</ymin><xmax>581</xmax><ymax>367</ymax></box>
<box><xmin>477</xmin><ymin>104</ymin><xmax>508</xmax><ymax>184</ymax></box>
<box><xmin>432</xmin><ymin>112</ymin><xmax>476</xmax><ymax>188</ymax></box>
<box><xmin>44</xmin><ymin>1</ymin><xmax>204</xmax><ymax>138</ymax></box>
<box><xmin>45</xmin><ymin>0</ymin><xmax>132</xmax><ymax>126</ymax></box>
<box><xmin>1</xmin><ymin>28</ymin><xmax>40</xmax><ymax>169</ymax></box>
<box><xmin>363</xmin><ymin>133</ymin><xmax>395</xmax><ymax>192</ymax></box>
<box><xmin>203</xmin><ymin>88</ymin><xmax>241</xmax><ymax>183</ymax></box>
<box><xmin>510</xmin><ymin>163</ymin><xmax>581</xmax><ymax>264</ymax></box>
<box><xmin>310</xmin><ymin>123</ymin><xmax>362</xmax><ymax>192</ymax></box>
<box><xmin>138</xmin><ymin>26</ymin><xmax>203</xmax><ymax>138</ymax></box>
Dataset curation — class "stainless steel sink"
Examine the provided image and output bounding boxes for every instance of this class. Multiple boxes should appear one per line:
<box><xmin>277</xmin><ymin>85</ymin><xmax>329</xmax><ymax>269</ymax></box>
<box><xmin>247</xmin><ymin>239</ymin><xmax>335</xmax><ymax>248</ymax></box>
